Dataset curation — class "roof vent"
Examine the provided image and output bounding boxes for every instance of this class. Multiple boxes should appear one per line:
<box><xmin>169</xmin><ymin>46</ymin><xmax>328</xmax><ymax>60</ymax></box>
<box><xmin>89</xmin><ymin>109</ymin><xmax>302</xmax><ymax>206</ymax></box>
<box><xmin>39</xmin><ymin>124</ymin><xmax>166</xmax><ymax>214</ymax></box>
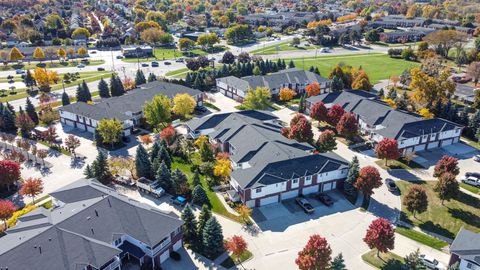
<box><xmin>94</xmin><ymin>210</ymin><xmax>99</xmax><ymax>217</ymax></box>
<box><xmin>87</xmin><ymin>216</ymin><xmax>91</xmax><ymax>220</ymax></box>
<box><xmin>39</xmin><ymin>246</ymin><xmax>42</xmax><ymax>254</ymax></box>
<box><xmin>91</xmin><ymin>228</ymin><xmax>95</xmax><ymax>235</ymax></box>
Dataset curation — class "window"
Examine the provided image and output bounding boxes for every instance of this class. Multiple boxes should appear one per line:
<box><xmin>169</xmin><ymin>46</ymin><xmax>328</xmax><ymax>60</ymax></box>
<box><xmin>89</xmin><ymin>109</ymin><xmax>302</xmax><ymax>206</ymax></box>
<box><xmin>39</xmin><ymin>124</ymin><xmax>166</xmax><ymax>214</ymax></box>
<box><xmin>114</xmin><ymin>238</ymin><xmax>122</xmax><ymax>246</ymax></box>
<box><xmin>305</xmin><ymin>175</ymin><xmax>312</xmax><ymax>181</ymax></box>
<box><xmin>256</xmin><ymin>188</ymin><xmax>262</xmax><ymax>193</ymax></box>
<box><xmin>293</xmin><ymin>179</ymin><xmax>298</xmax><ymax>184</ymax></box>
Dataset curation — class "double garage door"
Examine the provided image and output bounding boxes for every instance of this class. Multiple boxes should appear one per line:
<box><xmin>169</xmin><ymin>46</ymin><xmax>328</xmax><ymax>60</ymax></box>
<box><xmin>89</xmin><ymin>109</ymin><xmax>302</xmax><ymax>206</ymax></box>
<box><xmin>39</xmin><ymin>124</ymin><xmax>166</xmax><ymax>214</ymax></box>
<box><xmin>259</xmin><ymin>195</ymin><xmax>279</xmax><ymax>206</ymax></box>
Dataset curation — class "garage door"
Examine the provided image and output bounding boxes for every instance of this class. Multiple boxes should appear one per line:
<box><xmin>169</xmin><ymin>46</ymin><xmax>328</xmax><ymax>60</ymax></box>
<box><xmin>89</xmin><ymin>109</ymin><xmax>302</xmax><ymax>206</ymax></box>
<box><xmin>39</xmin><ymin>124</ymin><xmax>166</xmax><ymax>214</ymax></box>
<box><xmin>77</xmin><ymin>123</ymin><xmax>86</xmax><ymax>131</ymax></box>
<box><xmin>173</xmin><ymin>239</ymin><xmax>182</xmax><ymax>251</ymax></box>
<box><xmin>414</xmin><ymin>144</ymin><xmax>426</xmax><ymax>152</ymax></box>
<box><xmin>64</xmin><ymin>119</ymin><xmax>75</xmax><ymax>127</ymax></box>
<box><xmin>246</xmin><ymin>200</ymin><xmax>255</xmax><ymax>208</ymax></box>
<box><xmin>281</xmin><ymin>190</ymin><xmax>298</xmax><ymax>200</ymax></box>
<box><xmin>159</xmin><ymin>250</ymin><xmax>170</xmax><ymax>263</ymax></box>
<box><xmin>322</xmin><ymin>182</ymin><xmax>333</xmax><ymax>192</ymax></box>
<box><xmin>427</xmin><ymin>141</ymin><xmax>439</xmax><ymax>149</ymax></box>
<box><xmin>441</xmin><ymin>139</ymin><xmax>453</xmax><ymax>146</ymax></box>
<box><xmin>260</xmin><ymin>195</ymin><xmax>278</xmax><ymax>206</ymax></box>
<box><xmin>302</xmin><ymin>185</ymin><xmax>319</xmax><ymax>195</ymax></box>
<box><xmin>86</xmin><ymin>126</ymin><xmax>95</xmax><ymax>133</ymax></box>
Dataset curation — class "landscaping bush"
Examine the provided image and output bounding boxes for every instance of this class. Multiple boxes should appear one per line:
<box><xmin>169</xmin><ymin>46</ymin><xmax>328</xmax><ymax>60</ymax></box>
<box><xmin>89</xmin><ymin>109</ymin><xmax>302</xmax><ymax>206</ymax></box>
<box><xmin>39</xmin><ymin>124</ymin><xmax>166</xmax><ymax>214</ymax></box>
<box><xmin>170</xmin><ymin>251</ymin><xmax>181</xmax><ymax>261</ymax></box>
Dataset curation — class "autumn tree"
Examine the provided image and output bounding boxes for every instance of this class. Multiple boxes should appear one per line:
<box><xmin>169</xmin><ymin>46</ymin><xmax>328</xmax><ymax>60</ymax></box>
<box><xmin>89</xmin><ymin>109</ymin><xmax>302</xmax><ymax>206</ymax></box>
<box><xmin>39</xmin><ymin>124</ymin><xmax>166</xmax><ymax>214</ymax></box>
<box><xmin>236</xmin><ymin>204</ymin><xmax>252</xmax><ymax>224</ymax></box>
<box><xmin>15</xmin><ymin>113</ymin><xmax>35</xmax><ymax>137</ymax></box>
<box><xmin>72</xmin><ymin>27</ymin><xmax>90</xmax><ymax>39</ymax></box>
<box><xmin>57</xmin><ymin>48</ymin><xmax>66</xmax><ymax>59</ymax></box>
<box><xmin>77</xmin><ymin>47</ymin><xmax>88</xmax><ymax>58</ymax></box>
<box><xmin>143</xmin><ymin>94</ymin><xmax>172</xmax><ymax>131</ymax></box>
<box><xmin>310</xmin><ymin>101</ymin><xmax>328</xmax><ymax>123</ymax></box>
<box><xmin>374</xmin><ymin>138</ymin><xmax>401</xmax><ymax>166</ymax></box>
<box><xmin>434</xmin><ymin>172</ymin><xmax>459</xmax><ymax>205</ymax></box>
<box><xmin>423</xmin><ymin>30</ymin><xmax>468</xmax><ymax>57</ymax></box>
<box><xmin>33</xmin><ymin>68</ymin><xmax>59</xmax><ymax>92</ymax></box>
<box><xmin>97</xmin><ymin>118</ymin><xmax>123</xmax><ymax>148</ymax></box>
<box><xmin>409</xmin><ymin>67</ymin><xmax>455</xmax><ymax>106</ymax></box>
<box><xmin>108</xmin><ymin>156</ymin><xmax>136</xmax><ymax>179</ymax></box>
<box><xmin>0</xmin><ymin>199</ymin><xmax>16</xmax><ymax>230</ymax></box>
<box><xmin>173</xmin><ymin>93</ymin><xmax>196</xmax><ymax>117</ymax></box>
<box><xmin>467</xmin><ymin>62</ymin><xmax>480</xmax><ymax>86</ymax></box>
<box><xmin>336</xmin><ymin>112</ymin><xmax>358</xmax><ymax>140</ymax></box>
<box><xmin>433</xmin><ymin>155</ymin><xmax>459</xmax><ymax>178</ymax></box>
<box><xmin>284</xmin><ymin>114</ymin><xmax>314</xmax><ymax>143</ymax></box>
<box><xmin>305</xmin><ymin>82</ymin><xmax>321</xmax><ymax>97</ymax></box>
<box><xmin>327</xmin><ymin>104</ymin><xmax>345</xmax><ymax>126</ymax></box>
<box><xmin>404</xmin><ymin>249</ymin><xmax>427</xmax><ymax>270</ymax></box>
<box><xmin>214</xmin><ymin>159</ymin><xmax>232</xmax><ymax>179</ymax></box>
<box><xmin>20</xmin><ymin>177</ymin><xmax>44</xmax><ymax>203</ymax></box>
<box><xmin>8</xmin><ymin>47</ymin><xmax>24</xmax><ymax>62</ymax></box>
<box><xmin>225</xmin><ymin>235</ymin><xmax>248</xmax><ymax>263</ymax></box>
<box><xmin>243</xmin><ymin>87</ymin><xmax>271</xmax><ymax>110</ymax></box>
<box><xmin>316</xmin><ymin>130</ymin><xmax>337</xmax><ymax>152</ymax></box>
<box><xmin>140</xmin><ymin>28</ymin><xmax>164</xmax><ymax>45</ymax></box>
<box><xmin>178</xmin><ymin>38</ymin><xmax>195</xmax><ymax>51</ymax></box>
<box><xmin>0</xmin><ymin>160</ymin><xmax>21</xmax><ymax>191</ymax></box>
<box><xmin>364</xmin><ymin>218</ymin><xmax>395</xmax><ymax>257</ymax></box>
<box><xmin>295</xmin><ymin>234</ymin><xmax>332</xmax><ymax>270</ymax></box>
<box><xmin>36</xmin><ymin>149</ymin><xmax>48</xmax><ymax>166</ymax></box>
<box><xmin>404</xmin><ymin>185</ymin><xmax>428</xmax><ymax>218</ymax></box>
<box><xmin>352</xmin><ymin>70</ymin><xmax>372</xmax><ymax>91</ymax></box>
<box><xmin>33</xmin><ymin>47</ymin><xmax>45</xmax><ymax>61</ymax></box>
<box><xmin>279</xmin><ymin>87</ymin><xmax>296</xmax><ymax>101</ymax></box>
<box><xmin>355</xmin><ymin>166</ymin><xmax>382</xmax><ymax>205</ymax></box>
<box><xmin>64</xmin><ymin>135</ymin><xmax>81</xmax><ymax>157</ymax></box>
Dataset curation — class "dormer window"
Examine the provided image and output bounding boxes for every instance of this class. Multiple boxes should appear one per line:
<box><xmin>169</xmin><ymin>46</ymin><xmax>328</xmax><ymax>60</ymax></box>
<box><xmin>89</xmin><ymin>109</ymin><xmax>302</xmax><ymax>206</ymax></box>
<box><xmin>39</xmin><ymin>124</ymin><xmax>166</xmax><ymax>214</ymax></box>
<box><xmin>292</xmin><ymin>178</ymin><xmax>299</xmax><ymax>184</ymax></box>
<box><xmin>256</xmin><ymin>188</ymin><xmax>262</xmax><ymax>193</ymax></box>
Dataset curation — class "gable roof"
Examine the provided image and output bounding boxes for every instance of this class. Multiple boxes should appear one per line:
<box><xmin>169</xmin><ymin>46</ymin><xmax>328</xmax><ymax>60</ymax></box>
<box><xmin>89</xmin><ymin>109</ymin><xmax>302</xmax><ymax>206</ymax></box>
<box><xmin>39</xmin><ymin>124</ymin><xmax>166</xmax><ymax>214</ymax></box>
<box><xmin>450</xmin><ymin>228</ymin><xmax>480</xmax><ymax>265</ymax></box>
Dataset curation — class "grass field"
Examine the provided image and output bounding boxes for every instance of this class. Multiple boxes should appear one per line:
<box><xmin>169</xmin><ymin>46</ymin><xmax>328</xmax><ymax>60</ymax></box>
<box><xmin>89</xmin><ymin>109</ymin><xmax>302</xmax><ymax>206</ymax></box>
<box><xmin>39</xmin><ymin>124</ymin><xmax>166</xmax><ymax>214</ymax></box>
<box><xmin>362</xmin><ymin>249</ymin><xmax>404</xmax><ymax>270</ymax></box>
<box><xmin>122</xmin><ymin>46</ymin><xmax>226</xmax><ymax>63</ymax></box>
<box><xmin>251</xmin><ymin>40</ymin><xmax>320</xmax><ymax>55</ymax></box>
<box><xmin>395</xmin><ymin>226</ymin><xmax>448</xmax><ymax>250</ymax></box>
<box><xmin>397</xmin><ymin>180</ymin><xmax>480</xmax><ymax>239</ymax></box>
<box><xmin>0</xmin><ymin>59</ymin><xmax>105</xmax><ymax>71</ymax></box>
<box><xmin>284</xmin><ymin>53</ymin><xmax>419</xmax><ymax>83</ymax></box>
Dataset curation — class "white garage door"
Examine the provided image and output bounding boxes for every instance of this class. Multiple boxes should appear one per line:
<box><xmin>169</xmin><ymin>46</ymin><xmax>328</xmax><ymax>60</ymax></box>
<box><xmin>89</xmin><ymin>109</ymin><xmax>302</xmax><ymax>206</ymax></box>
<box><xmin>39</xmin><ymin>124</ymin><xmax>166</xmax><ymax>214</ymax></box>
<box><xmin>441</xmin><ymin>139</ymin><xmax>453</xmax><ymax>146</ymax></box>
<box><xmin>453</xmin><ymin>137</ymin><xmax>459</xmax><ymax>143</ymax></box>
<box><xmin>77</xmin><ymin>123</ymin><xmax>86</xmax><ymax>131</ymax></box>
<box><xmin>173</xmin><ymin>239</ymin><xmax>182</xmax><ymax>251</ymax></box>
<box><xmin>160</xmin><ymin>250</ymin><xmax>170</xmax><ymax>263</ymax></box>
<box><xmin>322</xmin><ymin>182</ymin><xmax>333</xmax><ymax>192</ymax></box>
<box><xmin>302</xmin><ymin>185</ymin><xmax>319</xmax><ymax>195</ymax></box>
<box><xmin>64</xmin><ymin>119</ymin><xmax>75</xmax><ymax>127</ymax></box>
<box><xmin>414</xmin><ymin>144</ymin><xmax>426</xmax><ymax>152</ymax></box>
<box><xmin>260</xmin><ymin>195</ymin><xmax>278</xmax><ymax>206</ymax></box>
<box><xmin>246</xmin><ymin>200</ymin><xmax>255</xmax><ymax>208</ymax></box>
<box><xmin>427</xmin><ymin>141</ymin><xmax>439</xmax><ymax>149</ymax></box>
<box><xmin>86</xmin><ymin>126</ymin><xmax>95</xmax><ymax>133</ymax></box>
<box><xmin>281</xmin><ymin>190</ymin><xmax>298</xmax><ymax>200</ymax></box>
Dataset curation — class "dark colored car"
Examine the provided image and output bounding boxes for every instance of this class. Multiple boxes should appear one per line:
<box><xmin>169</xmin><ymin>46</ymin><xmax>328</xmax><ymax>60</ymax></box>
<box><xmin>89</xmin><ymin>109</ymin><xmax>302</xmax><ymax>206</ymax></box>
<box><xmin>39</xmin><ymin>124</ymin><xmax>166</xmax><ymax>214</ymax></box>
<box><xmin>151</xmin><ymin>61</ymin><xmax>159</xmax><ymax>67</ymax></box>
<box><xmin>466</xmin><ymin>172</ymin><xmax>480</xmax><ymax>178</ymax></box>
<box><xmin>194</xmin><ymin>106</ymin><xmax>208</xmax><ymax>113</ymax></box>
<box><xmin>385</xmin><ymin>178</ymin><xmax>399</xmax><ymax>192</ymax></box>
<box><xmin>317</xmin><ymin>193</ymin><xmax>334</xmax><ymax>206</ymax></box>
<box><xmin>97</xmin><ymin>67</ymin><xmax>105</xmax><ymax>71</ymax></box>
<box><xmin>170</xmin><ymin>196</ymin><xmax>187</xmax><ymax>207</ymax></box>
<box><xmin>164</xmin><ymin>61</ymin><xmax>172</xmax><ymax>65</ymax></box>
<box><xmin>141</xmin><ymin>63</ymin><xmax>149</xmax><ymax>67</ymax></box>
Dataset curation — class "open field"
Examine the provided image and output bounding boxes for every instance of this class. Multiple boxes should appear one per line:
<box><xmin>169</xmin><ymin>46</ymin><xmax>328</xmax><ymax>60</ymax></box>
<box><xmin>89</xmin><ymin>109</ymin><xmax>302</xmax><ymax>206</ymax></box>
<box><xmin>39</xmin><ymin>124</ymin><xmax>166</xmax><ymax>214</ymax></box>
<box><xmin>251</xmin><ymin>40</ymin><xmax>320</xmax><ymax>55</ymax></box>
<box><xmin>122</xmin><ymin>46</ymin><xmax>226</xmax><ymax>63</ymax></box>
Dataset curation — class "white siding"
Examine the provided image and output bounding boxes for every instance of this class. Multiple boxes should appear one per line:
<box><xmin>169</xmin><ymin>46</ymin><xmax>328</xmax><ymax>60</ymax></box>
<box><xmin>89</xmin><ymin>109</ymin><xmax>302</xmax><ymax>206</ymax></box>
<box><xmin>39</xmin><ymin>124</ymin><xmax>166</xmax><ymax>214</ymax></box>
<box><xmin>302</xmin><ymin>185</ymin><xmax>319</xmax><ymax>195</ymax></box>
<box><xmin>250</xmin><ymin>182</ymin><xmax>287</xmax><ymax>199</ymax></box>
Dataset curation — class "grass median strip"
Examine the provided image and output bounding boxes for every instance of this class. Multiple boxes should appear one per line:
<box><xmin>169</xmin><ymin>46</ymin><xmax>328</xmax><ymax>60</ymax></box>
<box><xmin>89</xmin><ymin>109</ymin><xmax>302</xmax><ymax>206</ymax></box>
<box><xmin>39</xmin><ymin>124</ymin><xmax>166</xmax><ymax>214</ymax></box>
<box><xmin>362</xmin><ymin>249</ymin><xmax>404</xmax><ymax>270</ymax></box>
<box><xmin>395</xmin><ymin>226</ymin><xmax>448</xmax><ymax>250</ymax></box>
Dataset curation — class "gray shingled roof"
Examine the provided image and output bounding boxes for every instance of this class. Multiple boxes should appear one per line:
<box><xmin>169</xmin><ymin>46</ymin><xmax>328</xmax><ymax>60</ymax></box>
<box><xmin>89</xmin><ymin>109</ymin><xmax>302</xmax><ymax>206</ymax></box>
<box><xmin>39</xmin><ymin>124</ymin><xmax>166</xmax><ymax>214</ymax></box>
<box><xmin>450</xmin><ymin>228</ymin><xmax>480</xmax><ymax>265</ymax></box>
<box><xmin>0</xmin><ymin>179</ymin><xmax>183</xmax><ymax>270</ymax></box>
<box><xmin>60</xmin><ymin>81</ymin><xmax>202</xmax><ymax>121</ymax></box>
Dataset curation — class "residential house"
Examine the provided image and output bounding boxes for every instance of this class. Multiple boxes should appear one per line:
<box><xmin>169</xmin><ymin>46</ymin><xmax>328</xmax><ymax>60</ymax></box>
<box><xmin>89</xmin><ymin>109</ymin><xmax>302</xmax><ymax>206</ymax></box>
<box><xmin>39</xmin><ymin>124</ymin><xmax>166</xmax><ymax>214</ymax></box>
<box><xmin>185</xmin><ymin>110</ymin><xmax>349</xmax><ymax>207</ymax></box>
<box><xmin>59</xmin><ymin>81</ymin><xmax>203</xmax><ymax>136</ymax></box>
<box><xmin>0</xmin><ymin>179</ymin><xmax>184</xmax><ymax>270</ymax></box>
<box><xmin>216</xmin><ymin>68</ymin><xmax>331</xmax><ymax>102</ymax></box>
<box><xmin>454</xmin><ymin>84</ymin><xmax>479</xmax><ymax>105</ymax></box>
<box><xmin>449</xmin><ymin>228</ymin><xmax>480</xmax><ymax>270</ymax></box>
<box><xmin>379</xmin><ymin>27</ymin><xmax>435</xmax><ymax>43</ymax></box>
<box><xmin>306</xmin><ymin>90</ymin><xmax>463</xmax><ymax>154</ymax></box>
<box><xmin>369</xmin><ymin>15</ymin><xmax>426</xmax><ymax>29</ymax></box>
<box><xmin>122</xmin><ymin>45</ymin><xmax>153</xmax><ymax>58</ymax></box>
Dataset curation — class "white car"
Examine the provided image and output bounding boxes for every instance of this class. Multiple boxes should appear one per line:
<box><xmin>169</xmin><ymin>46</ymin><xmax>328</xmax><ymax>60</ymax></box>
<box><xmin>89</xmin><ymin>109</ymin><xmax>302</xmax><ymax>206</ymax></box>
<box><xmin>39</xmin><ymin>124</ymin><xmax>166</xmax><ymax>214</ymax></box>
<box><xmin>319</xmin><ymin>47</ymin><xmax>330</xmax><ymax>53</ymax></box>
<box><xmin>474</xmin><ymin>154</ymin><xmax>480</xmax><ymax>162</ymax></box>
<box><xmin>461</xmin><ymin>176</ymin><xmax>480</xmax><ymax>187</ymax></box>
<box><xmin>420</xmin><ymin>254</ymin><xmax>446</xmax><ymax>270</ymax></box>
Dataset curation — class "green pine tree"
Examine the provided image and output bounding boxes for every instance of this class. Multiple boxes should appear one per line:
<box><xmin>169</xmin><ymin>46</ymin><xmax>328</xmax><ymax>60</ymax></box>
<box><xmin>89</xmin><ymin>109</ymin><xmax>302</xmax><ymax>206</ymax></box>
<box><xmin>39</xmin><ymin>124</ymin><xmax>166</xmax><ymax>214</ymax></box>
<box><xmin>288</xmin><ymin>60</ymin><xmax>295</xmax><ymax>68</ymax></box>
<box><xmin>344</xmin><ymin>156</ymin><xmax>359</xmax><ymax>200</ymax></box>
<box><xmin>24</xmin><ymin>70</ymin><xmax>35</xmax><ymax>89</ymax></box>
<box><xmin>25</xmin><ymin>97</ymin><xmax>38</xmax><ymax>124</ymax></box>
<box><xmin>192</xmin><ymin>171</ymin><xmax>201</xmax><ymax>188</ymax></box>
<box><xmin>61</xmin><ymin>91</ymin><xmax>70</xmax><ymax>106</ymax></box>
<box><xmin>92</xmin><ymin>151</ymin><xmax>112</xmax><ymax>185</ymax></box>
<box><xmin>135</xmin><ymin>69</ymin><xmax>147</xmax><ymax>85</ymax></box>
<box><xmin>298</xmin><ymin>93</ymin><xmax>306</xmax><ymax>113</ymax></box>
<box><xmin>81</xmin><ymin>80</ymin><xmax>92</xmax><ymax>101</ymax></box>
<box><xmin>150</xmin><ymin>141</ymin><xmax>161</xmax><ymax>162</ymax></box>
<box><xmin>171</xmin><ymin>168</ymin><xmax>188</xmax><ymax>195</ymax></box>
<box><xmin>331</xmin><ymin>253</ymin><xmax>347</xmax><ymax>270</ymax></box>
<box><xmin>197</xmin><ymin>204</ymin><xmax>211</xmax><ymax>237</ymax></box>
<box><xmin>98</xmin><ymin>78</ymin><xmax>110</xmax><ymax>98</ymax></box>
<box><xmin>110</xmin><ymin>74</ymin><xmax>125</xmax><ymax>97</ymax></box>
<box><xmin>332</xmin><ymin>75</ymin><xmax>344</xmax><ymax>92</ymax></box>
<box><xmin>84</xmin><ymin>164</ymin><xmax>94</xmax><ymax>178</ymax></box>
<box><xmin>156</xmin><ymin>161</ymin><xmax>172</xmax><ymax>192</ymax></box>
<box><xmin>159</xmin><ymin>145</ymin><xmax>172</xmax><ymax>168</ymax></box>
<box><xmin>202</xmin><ymin>217</ymin><xmax>224</xmax><ymax>258</ymax></box>
<box><xmin>181</xmin><ymin>205</ymin><xmax>198</xmax><ymax>245</ymax></box>
<box><xmin>135</xmin><ymin>144</ymin><xmax>153</xmax><ymax>179</ymax></box>
<box><xmin>192</xmin><ymin>184</ymin><xmax>209</xmax><ymax>206</ymax></box>
<box><xmin>147</xmin><ymin>73</ymin><xmax>157</xmax><ymax>82</ymax></box>
<box><xmin>1</xmin><ymin>106</ymin><xmax>16</xmax><ymax>131</ymax></box>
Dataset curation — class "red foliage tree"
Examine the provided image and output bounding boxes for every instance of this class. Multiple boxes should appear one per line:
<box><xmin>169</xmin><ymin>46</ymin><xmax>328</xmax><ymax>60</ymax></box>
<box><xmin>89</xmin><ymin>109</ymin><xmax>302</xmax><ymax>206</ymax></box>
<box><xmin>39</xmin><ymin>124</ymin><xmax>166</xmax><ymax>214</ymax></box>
<box><xmin>355</xmin><ymin>166</ymin><xmax>382</xmax><ymax>204</ymax></box>
<box><xmin>363</xmin><ymin>218</ymin><xmax>395</xmax><ymax>257</ymax></box>
<box><xmin>310</xmin><ymin>101</ymin><xmax>328</xmax><ymax>123</ymax></box>
<box><xmin>326</xmin><ymin>104</ymin><xmax>345</xmax><ymax>126</ymax></box>
<box><xmin>224</xmin><ymin>235</ymin><xmax>248</xmax><ymax>262</ymax></box>
<box><xmin>433</xmin><ymin>155</ymin><xmax>459</xmax><ymax>178</ymax></box>
<box><xmin>374</xmin><ymin>138</ymin><xmax>401</xmax><ymax>166</ymax></box>
<box><xmin>64</xmin><ymin>134</ymin><xmax>81</xmax><ymax>157</ymax></box>
<box><xmin>20</xmin><ymin>177</ymin><xmax>44</xmax><ymax>203</ymax></box>
<box><xmin>0</xmin><ymin>199</ymin><xmax>16</xmax><ymax>230</ymax></box>
<box><xmin>305</xmin><ymin>82</ymin><xmax>321</xmax><ymax>97</ymax></box>
<box><xmin>0</xmin><ymin>160</ymin><xmax>21</xmax><ymax>191</ymax></box>
<box><xmin>316</xmin><ymin>130</ymin><xmax>337</xmax><ymax>152</ymax></box>
<box><xmin>160</xmin><ymin>125</ymin><xmax>176</xmax><ymax>144</ymax></box>
<box><xmin>288</xmin><ymin>114</ymin><xmax>314</xmax><ymax>143</ymax></box>
<box><xmin>295</xmin><ymin>234</ymin><xmax>332</xmax><ymax>270</ymax></box>
<box><xmin>336</xmin><ymin>112</ymin><xmax>358</xmax><ymax>139</ymax></box>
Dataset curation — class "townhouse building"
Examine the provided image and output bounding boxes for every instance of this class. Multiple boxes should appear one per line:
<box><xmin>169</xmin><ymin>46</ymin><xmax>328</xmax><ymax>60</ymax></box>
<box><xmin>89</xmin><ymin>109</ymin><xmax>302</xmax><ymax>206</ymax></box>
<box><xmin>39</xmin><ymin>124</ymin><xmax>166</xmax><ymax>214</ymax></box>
<box><xmin>186</xmin><ymin>110</ymin><xmax>349</xmax><ymax>208</ymax></box>
<box><xmin>59</xmin><ymin>81</ymin><xmax>203</xmax><ymax>136</ymax></box>
<box><xmin>0</xmin><ymin>179</ymin><xmax>184</xmax><ymax>270</ymax></box>
<box><xmin>449</xmin><ymin>229</ymin><xmax>480</xmax><ymax>270</ymax></box>
<box><xmin>216</xmin><ymin>68</ymin><xmax>331</xmax><ymax>102</ymax></box>
<box><xmin>306</xmin><ymin>91</ymin><xmax>463</xmax><ymax>154</ymax></box>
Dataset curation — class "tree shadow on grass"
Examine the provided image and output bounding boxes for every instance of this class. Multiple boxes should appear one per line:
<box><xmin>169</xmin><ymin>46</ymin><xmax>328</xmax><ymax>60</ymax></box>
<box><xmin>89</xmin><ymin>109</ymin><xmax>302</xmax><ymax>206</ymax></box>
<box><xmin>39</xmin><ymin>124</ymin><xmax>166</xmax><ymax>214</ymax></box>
<box><xmin>448</xmin><ymin>208</ymin><xmax>480</xmax><ymax>228</ymax></box>
<box><xmin>381</xmin><ymin>259</ymin><xmax>404</xmax><ymax>270</ymax></box>
<box><xmin>419</xmin><ymin>221</ymin><xmax>455</xmax><ymax>239</ymax></box>
<box><xmin>454</xmin><ymin>191</ymin><xmax>480</xmax><ymax>209</ymax></box>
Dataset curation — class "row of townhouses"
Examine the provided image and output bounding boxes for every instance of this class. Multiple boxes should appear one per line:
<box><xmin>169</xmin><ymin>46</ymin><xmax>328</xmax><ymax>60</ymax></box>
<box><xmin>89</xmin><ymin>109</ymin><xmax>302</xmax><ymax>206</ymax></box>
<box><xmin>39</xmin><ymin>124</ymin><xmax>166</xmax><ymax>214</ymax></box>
<box><xmin>186</xmin><ymin>110</ymin><xmax>349</xmax><ymax>208</ymax></box>
<box><xmin>59</xmin><ymin>81</ymin><xmax>203</xmax><ymax>136</ymax></box>
<box><xmin>306</xmin><ymin>90</ymin><xmax>463</xmax><ymax>154</ymax></box>
<box><xmin>0</xmin><ymin>179</ymin><xmax>184</xmax><ymax>270</ymax></box>
<box><xmin>216</xmin><ymin>68</ymin><xmax>332</xmax><ymax>102</ymax></box>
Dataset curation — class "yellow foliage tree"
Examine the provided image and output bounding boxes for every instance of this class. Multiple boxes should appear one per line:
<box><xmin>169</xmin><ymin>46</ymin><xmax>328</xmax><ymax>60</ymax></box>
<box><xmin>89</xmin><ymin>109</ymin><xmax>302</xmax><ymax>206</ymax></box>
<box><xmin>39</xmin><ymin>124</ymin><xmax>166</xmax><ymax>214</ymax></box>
<box><xmin>418</xmin><ymin>108</ymin><xmax>434</xmax><ymax>119</ymax></box>
<box><xmin>173</xmin><ymin>93</ymin><xmax>196</xmax><ymax>117</ymax></box>
<box><xmin>8</xmin><ymin>47</ymin><xmax>24</xmax><ymax>62</ymax></box>
<box><xmin>351</xmin><ymin>70</ymin><xmax>372</xmax><ymax>90</ymax></box>
<box><xmin>57</xmin><ymin>48</ymin><xmax>66</xmax><ymax>59</ymax></box>
<box><xmin>382</xmin><ymin>98</ymin><xmax>397</xmax><ymax>108</ymax></box>
<box><xmin>214</xmin><ymin>159</ymin><xmax>232</xmax><ymax>178</ymax></box>
<box><xmin>77</xmin><ymin>47</ymin><xmax>87</xmax><ymax>58</ymax></box>
<box><xmin>33</xmin><ymin>47</ymin><xmax>45</xmax><ymax>61</ymax></box>
<box><xmin>409</xmin><ymin>67</ymin><xmax>455</xmax><ymax>106</ymax></box>
<box><xmin>195</xmin><ymin>135</ymin><xmax>208</xmax><ymax>148</ymax></box>
<box><xmin>236</xmin><ymin>204</ymin><xmax>252</xmax><ymax>224</ymax></box>
<box><xmin>279</xmin><ymin>87</ymin><xmax>296</xmax><ymax>101</ymax></box>
<box><xmin>32</xmin><ymin>68</ymin><xmax>59</xmax><ymax>91</ymax></box>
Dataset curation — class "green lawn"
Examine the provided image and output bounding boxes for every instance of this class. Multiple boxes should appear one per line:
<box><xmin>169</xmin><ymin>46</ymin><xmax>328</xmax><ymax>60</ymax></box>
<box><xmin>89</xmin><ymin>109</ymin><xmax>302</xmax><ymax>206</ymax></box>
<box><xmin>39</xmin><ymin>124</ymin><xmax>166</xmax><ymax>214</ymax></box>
<box><xmin>122</xmin><ymin>46</ymin><xmax>226</xmax><ymax>63</ymax></box>
<box><xmin>0</xmin><ymin>59</ymin><xmax>104</xmax><ymax>71</ymax></box>
<box><xmin>460</xmin><ymin>182</ymin><xmax>480</xmax><ymax>195</ymax></box>
<box><xmin>461</xmin><ymin>136</ymin><xmax>480</xmax><ymax>150</ymax></box>
<box><xmin>220</xmin><ymin>250</ymin><xmax>253</xmax><ymax>268</ymax></box>
<box><xmin>165</xmin><ymin>68</ymin><xmax>190</xmax><ymax>77</ymax></box>
<box><xmin>251</xmin><ymin>40</ymin><xmax>320</xmax><ymax>55</ymax></box>
<box><xmin>374</xmin><ymin>158</ymin><xmax>424</xmax><ymax>170</ymax></box>
<box><xmin>362</xmin><ymin>249</ymin><xmax>404</xmax><ymax>270</ymax></box>
<box><xmin>395</xmin><ymin>226</ymin><xmax>449</xmax><ymax>250</ymax></box>
<box><xmin>284</xmin><ymin>53</ymin><xmax>419</xmax><ymax>83</ymax></box>
<box><xmin>171</xmin><ymin>155</ymin><xmax>243</xmax><ymax>223</ymax></box>
<box><xmin>397</xmin><ymin>180</ymin><xmax>480</xmax><ymax>239</ymax></box>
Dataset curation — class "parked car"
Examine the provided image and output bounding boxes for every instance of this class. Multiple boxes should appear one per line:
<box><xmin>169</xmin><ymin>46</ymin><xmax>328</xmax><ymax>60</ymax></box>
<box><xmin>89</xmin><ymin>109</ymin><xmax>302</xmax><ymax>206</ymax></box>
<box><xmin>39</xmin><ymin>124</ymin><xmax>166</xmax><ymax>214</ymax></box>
<box><xmin>15</xmin><ymin>69</ymin><xmax>25</xmax><ymax>75</ymax></box>
<box><xmin>90</xmin><ymin>50</ymin><xmax>97</xmax><ymax>54</ymax></box>
<box><xmin>296</xmin><ymin>197</ymin><xmax>315</xmax><ymax>214</ymax></box>
<box><xmin>461</xmin><ymin>176</ymin><xmax>480</xmax><ymax>187</ymax></box>
<box><xmin>194</xmin><ymin>106</ymin><xmax>208</xmax><ymax>113</ymax></box>
<box><xmin>116</xmin><ymin>55</ymin><xmax>124</xmax><ymax>59</ymax></box>
<box><xmin>175</xmin><ymin>58</ymin><xmax>184</xmax><ymax>63</ymax></box>
<box><xmin>385</xmin><ymin>178</ymin><xmax>399</xmax><ymax>192</ymax></box>
<box><xmin>317</xmin><ymin>193</ymin><xmax>334</xmax><ymax>206</ymax></box>
<box><xmin>420</xmin><ymin>254</ymin><xmax>446</xmax><ymax>270</ymax></box>
<box><xmin>113</xmin><ymin>175</ymin><xmax>135</xmax><ymax>186</ymax></box>
<box><xmin>320</xmin><ymin>47</ymin><xmax>330</xmax><ymax>53</ymax></box>
<box><xmin>474</xmin><ymin>155</ymin><xmax>480</xmax><ymax>162</ymax></box>
<box><xmin>164</xmin><ymin>61</ymin><xmax>171</xmax><ymax>65</ymax></box>
<box><xmin>77</xmin><ymin>64</ymin><xmax>85</xmax><ymax>68</ymax></box>
<box><xmin>141</xmin><ymin>63</ymin><xmax>149</xmax><ymax>67</ymax></box>
<box><xmin>465</xmin><ymin>172</ymin><xmax>480</xmax><ymax>179</ymax></box>
<box><xmin>97</xmin><ymin>67</ymin><xmax>105</xmax><ymax>71</ymax></box>
<box><xmin>151</xmin><ymin>61</ymin><xmax>159</xmax><ymax>67</ymax></box>
<box><xmin>170</xmin><ymin>196</ymin><xmax>187</xmax><ymax>207</ymax></box>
